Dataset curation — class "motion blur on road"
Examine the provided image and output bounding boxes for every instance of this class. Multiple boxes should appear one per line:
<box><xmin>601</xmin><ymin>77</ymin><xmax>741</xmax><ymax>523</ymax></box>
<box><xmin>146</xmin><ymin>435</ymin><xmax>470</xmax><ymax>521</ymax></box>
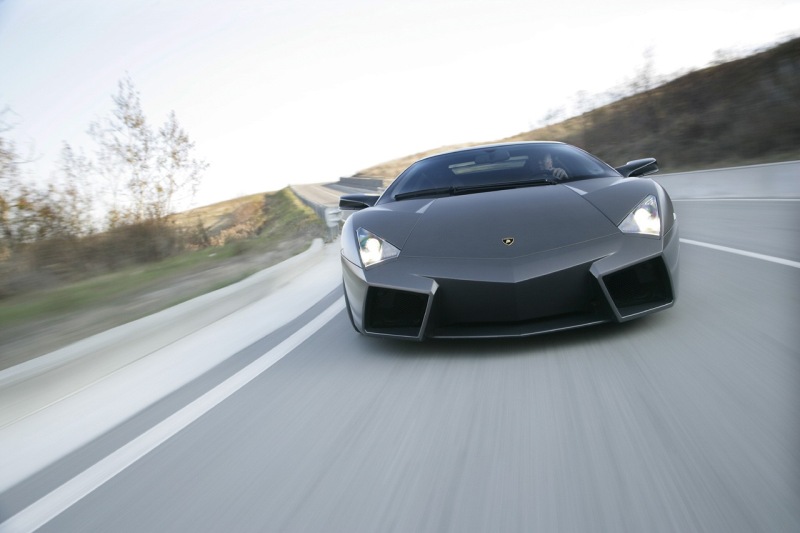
<box><xmin>1</xmin><ymin>164</ymin><xmax>799</xmax><ymax>532</ymax></box>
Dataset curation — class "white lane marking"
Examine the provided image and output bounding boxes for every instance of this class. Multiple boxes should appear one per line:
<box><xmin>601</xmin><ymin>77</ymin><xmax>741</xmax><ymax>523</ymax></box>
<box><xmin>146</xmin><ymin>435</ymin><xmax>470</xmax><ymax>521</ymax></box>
<box><xmin>680</xmin><ymin>239</ymin><xmax>800</xmax><ymax>269</ymax></box>
<box><xmin>0</xmin><ymin>297</ymin><xmax>345</xmax><ymax>533</ymax></box>
<box><xmin>673</xmin><ymin>198</ymin><xmax>800</xmax><ymax>201</ymax></box>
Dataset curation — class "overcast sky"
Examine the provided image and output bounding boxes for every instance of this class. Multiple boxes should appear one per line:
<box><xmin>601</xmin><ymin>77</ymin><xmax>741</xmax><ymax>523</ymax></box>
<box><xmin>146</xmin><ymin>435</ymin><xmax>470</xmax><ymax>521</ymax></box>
<box><xmin>1</xmin><ymin>0</ymin><xmax>798</xmax><ymax>207</ymax></box>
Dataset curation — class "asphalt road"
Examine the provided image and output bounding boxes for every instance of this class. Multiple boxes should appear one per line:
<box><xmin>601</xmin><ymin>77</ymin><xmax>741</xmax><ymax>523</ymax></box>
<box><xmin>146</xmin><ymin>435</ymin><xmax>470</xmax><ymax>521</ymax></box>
<box><xmin>1</xmin><ymin>197</ymin><xmax>799</xmax><ymax>532</ymax></box>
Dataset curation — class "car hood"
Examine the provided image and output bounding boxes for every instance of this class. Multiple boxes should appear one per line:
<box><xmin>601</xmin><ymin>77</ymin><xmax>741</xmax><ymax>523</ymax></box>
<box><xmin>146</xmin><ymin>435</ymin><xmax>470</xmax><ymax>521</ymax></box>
<box><xmin>390</xmin><ymin>185</ymin><xmax>620</xmax><ymax>259</ymax></box>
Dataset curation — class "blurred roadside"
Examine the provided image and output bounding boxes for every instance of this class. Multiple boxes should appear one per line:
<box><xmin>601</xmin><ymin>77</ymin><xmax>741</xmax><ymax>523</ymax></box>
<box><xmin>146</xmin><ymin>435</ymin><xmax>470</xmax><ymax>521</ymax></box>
<box><xmin>0</xmin><ymin>189</ymin><xmax>328</xmax><ymax>370</ymax></box>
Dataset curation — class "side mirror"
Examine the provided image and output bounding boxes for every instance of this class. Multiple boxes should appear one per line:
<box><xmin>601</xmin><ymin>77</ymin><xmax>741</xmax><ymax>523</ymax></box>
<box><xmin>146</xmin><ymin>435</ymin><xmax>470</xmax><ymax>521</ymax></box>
<box><xmin>339</xmin><ymin>193</ymin><xmax>380</xmax><ymax>210</ymax></box>
<box><xmin>615</xmin><ymin>158</ymin><xmax>659</xmax><ymax>178</ymax></box>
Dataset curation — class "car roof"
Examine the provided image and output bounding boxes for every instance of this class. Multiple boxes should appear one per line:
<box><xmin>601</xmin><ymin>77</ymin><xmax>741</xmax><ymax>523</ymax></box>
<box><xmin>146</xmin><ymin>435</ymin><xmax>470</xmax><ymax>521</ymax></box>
<box><xmin>416</xmin><ymin>141</ymin><xmax>566</xmax><ymax>162</ymax></box>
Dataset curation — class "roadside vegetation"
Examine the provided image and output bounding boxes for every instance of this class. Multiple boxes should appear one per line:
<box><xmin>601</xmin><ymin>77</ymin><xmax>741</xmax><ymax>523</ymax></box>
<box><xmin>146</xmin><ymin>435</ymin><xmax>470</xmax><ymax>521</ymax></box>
<box><xmin>2</xmin><ymin>75</ymin><xmax>208</xmax><ymax>297</ymax></box>
<box><xmin>0</xmin><ymin>187</ymin><xmax>325</xmax><ymax>369</ymax></box>
<box><xmin>1</xmin><ymin>73</ymin><xmax>327</xmax><ymax>367</ymax></box>
<box><xmin>0</xmin><ymin>188</ymin><xmax>325</xmax><ymax>322</ymax></box>
<box><xmin>1</xmin><ymin>75</ymin><xmax>325</xmax><ymax>301</ymax></box>
<box><xmin>357</xmin><ymin>37</ymin><xmax>800</xmax><ymax>179</ymax></box>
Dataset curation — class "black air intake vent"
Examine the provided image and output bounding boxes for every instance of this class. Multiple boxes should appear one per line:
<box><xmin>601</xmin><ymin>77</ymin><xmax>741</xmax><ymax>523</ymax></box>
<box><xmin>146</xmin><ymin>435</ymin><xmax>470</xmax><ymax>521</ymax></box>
<box><xmin>365</xmin><ymin>287</ymin><xmax>429</xmax><ymax>338</ymax></box>
<box><xmin>603</xmin><ymin>257</ymin><xmax>673</xmax><ymax>318</ymax></box>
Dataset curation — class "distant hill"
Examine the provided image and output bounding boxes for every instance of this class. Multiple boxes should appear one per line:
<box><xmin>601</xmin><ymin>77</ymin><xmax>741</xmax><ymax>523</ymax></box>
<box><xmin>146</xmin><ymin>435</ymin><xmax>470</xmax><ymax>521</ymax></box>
<box><xmin>357</xmin><ymin>37</ymin><xmax>800</xmax><ymax>179</ymax></box>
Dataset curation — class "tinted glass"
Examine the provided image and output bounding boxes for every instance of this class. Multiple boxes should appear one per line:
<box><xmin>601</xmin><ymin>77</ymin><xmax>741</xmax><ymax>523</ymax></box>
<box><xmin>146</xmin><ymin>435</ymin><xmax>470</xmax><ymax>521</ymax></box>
<box><xmin>380</xmin><ymin>143</ymin><xmax>618</xmax><ymax>203</ymax></box>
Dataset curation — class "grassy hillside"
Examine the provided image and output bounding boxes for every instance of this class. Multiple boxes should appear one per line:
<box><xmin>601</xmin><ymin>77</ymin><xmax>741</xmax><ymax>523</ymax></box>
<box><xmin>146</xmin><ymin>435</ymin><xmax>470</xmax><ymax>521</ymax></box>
<box><xmin>170</xmin><ymin>187</ymin><xmax>326</xmax><ymax>251</ymax></box>
<box><xmin>357</xmin><ymin>37</ymin><xmax>800</xmax><ymax>179</ymax></box>
<box><xmin>0</xmin><ymin>188</ymin><xmax>326</xmax><ymax>368</ymax></box>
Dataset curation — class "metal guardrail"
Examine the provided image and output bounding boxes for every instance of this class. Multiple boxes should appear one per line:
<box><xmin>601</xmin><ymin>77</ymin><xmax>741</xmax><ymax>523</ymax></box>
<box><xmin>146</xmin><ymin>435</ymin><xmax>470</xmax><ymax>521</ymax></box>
<box><xmin>337</xmin><ymin>177</ymin><xmax>387</xmax><ymax>190</ymax></box>
<box><xmin>290</xmin><ymin>186</ymin><xmax>344</xmax><ymax>241</ymax></box>
<box><xmin>291</xmin><ymin>187</ymin><xmax>330</xmax><ymax>220</ymax></box>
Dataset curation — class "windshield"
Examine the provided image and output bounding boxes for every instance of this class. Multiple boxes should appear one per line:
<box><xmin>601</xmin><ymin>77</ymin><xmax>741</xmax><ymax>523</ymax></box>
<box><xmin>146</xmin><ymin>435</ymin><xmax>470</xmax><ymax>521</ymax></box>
<box><xmin>380</xmin><ymin>143</ymin><xmax>619</xmax><ymax>204</ymax></box>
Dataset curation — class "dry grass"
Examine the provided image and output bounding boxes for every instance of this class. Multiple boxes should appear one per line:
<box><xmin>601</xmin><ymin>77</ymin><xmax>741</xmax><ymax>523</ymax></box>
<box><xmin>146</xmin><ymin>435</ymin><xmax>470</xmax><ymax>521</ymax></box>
<box><xmin>354</xmin><ymin>37</ymin><xmax>800</xmax><ymax>179</ymax></box>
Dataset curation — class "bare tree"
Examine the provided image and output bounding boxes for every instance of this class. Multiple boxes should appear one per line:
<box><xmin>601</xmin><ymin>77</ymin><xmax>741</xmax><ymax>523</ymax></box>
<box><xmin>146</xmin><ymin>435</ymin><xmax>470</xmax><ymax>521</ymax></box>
<box><xmin>154</xmin><ymin>111</ymin><xmax>207</xmax><ymax>219</ymax></box>
<box><xmin>0</xmin><ymin>138</ymin><xmax>15</xmax><ymax>247</ymax></box>
<box><xmin>89</xmin><ymin>75</ymin><xmax>206</xmax><ymax>226</ymax></box>
<box><xmin>0</xmin><ymin>109</ymin><xmax>24</xmax><ymax>252</ymax></box>
<box><xmin>534</xmin><ymin>106</ymin><xmax>566</xmax><ymax>129</ymax></box>
<box><xmin>88</xmin><ymin>75</ymin><xmax>153</xmax><ymax>225</ymax></box>
<box><xmin>572</xmin><ymin>90</ymin><xmax>596</xmax><ymax>148</ymax></box>
<box><xmin>632</xmin><ymin>48</ymin><xmax>662</xmax><ymax>135</ymax></box>
<box><xmin>2</xmin><ymin>117</ymin><xmax>95</xmax><ymax>258</ymax></box>
<box><xmin>52</xmin><ymin>142</ymin><xmax>96</xmax><ymax>238</ymax></box>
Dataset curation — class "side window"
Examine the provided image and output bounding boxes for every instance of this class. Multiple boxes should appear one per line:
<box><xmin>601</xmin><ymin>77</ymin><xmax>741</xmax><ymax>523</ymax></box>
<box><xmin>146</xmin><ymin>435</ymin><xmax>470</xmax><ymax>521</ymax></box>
<box><xmin>552</xmin><ymin>146</ymin><xmax>609</xmax><ymax>177</ymax></box>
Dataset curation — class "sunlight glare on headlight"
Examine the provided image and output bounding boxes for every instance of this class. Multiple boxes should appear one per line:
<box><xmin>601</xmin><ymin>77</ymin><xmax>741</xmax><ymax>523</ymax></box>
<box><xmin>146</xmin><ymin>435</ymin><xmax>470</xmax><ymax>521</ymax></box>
<box><xmin>619</xmin><ymin>195</ymin><xmax>660</xmax><ymax>236</ymax></box>
<box><xmin>357</xmin><ymin>228</ymin><xmax>400</xmax><ymax>267</ymax></box>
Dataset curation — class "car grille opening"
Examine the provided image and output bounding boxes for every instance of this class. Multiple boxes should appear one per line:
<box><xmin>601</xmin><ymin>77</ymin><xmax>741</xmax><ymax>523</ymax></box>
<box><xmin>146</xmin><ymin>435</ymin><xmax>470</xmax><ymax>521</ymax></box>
<box><xmin>602</xmin><ymin>257</ymin><xmax>673</xmax><ymax>318</ymax></box>
<box><xmin>423</xmin><ymin>263</ymin><xmax>616</xmax><ymax>338</ymax></box>
<box><xmin>364</xmin><ymin>287</ymin><xmax>429</xmax><ymax>338</ymax></box>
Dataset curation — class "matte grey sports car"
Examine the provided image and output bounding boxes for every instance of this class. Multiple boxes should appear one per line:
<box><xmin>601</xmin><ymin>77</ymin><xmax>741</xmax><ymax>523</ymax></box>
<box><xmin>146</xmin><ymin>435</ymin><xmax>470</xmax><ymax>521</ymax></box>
<box><xmin>339</xmin><ymin>141</ymin><xmax>678</xmax><ymax>340</ymax></box>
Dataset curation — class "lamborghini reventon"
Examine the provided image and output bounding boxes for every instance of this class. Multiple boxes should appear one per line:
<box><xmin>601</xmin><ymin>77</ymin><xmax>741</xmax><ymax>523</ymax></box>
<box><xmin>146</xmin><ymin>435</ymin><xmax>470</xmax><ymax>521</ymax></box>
<box><xmin>339</xmin><ymin>141</ymin><xmax>678</xmax><ymax>340</ymax></box>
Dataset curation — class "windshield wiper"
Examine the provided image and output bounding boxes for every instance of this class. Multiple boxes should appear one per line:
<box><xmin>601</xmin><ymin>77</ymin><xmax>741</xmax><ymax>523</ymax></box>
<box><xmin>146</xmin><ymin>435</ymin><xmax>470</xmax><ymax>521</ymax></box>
<box><xmin>394</xmin><ymin>187</ymin><xmax>455</xmax><ymax>201</ymax></box>
<box><xmin>452</xmin><ymin>177</ymin><xmax>555</xmax><ymax>194</ymax></box>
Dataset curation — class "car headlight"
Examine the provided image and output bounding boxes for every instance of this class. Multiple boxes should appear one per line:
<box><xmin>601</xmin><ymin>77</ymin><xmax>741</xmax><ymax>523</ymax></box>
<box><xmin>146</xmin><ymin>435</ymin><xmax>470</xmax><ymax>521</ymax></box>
<box><xmin>357</xmin><ymin>227</ymin><xmax>400</xmax><ymax>267</ymax></box>
<box><xmin>618</xmin><ymin>194</ymin><xmax>660</xmax><ymax>236</ymax></box>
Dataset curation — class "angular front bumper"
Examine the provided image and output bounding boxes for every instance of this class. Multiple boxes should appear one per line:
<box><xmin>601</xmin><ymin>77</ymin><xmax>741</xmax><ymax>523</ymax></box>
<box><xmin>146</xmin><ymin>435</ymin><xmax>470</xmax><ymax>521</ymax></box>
<box><xmin>342</xmin><ymin>225</ymin><xmax>678</xmax><ymax>340</ymax></box>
